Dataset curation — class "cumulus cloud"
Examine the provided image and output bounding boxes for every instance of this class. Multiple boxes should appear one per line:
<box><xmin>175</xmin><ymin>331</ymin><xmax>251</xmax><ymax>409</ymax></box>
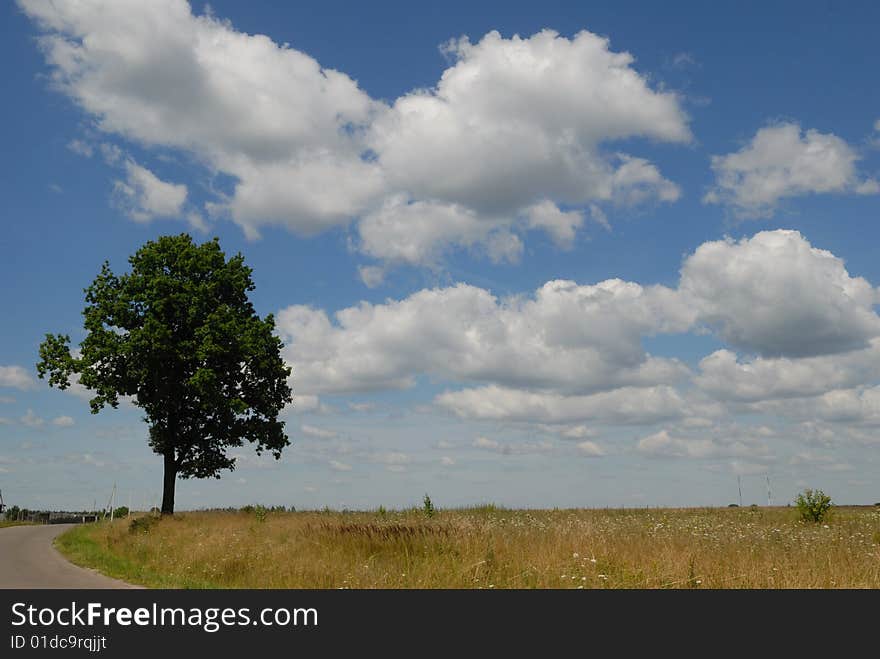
<box><xmin>357</xmin><ymin>265</ymin><xmax>385</xmax><ymax>289</ymax></box>
<box><xmin>300</xmin><ymin>424</ymin><xmax>337</xmax><ymax>440</ymax></box>
<box><xmin>681</xmin><ymin>230</ymin><xmax>880</xmax><ymax>358</ymax></box>
<box><xmin>704</xmin><ymin>123</ymin><xmax>878</xmax><ymax>217</ymax></box>
<box><xmin>438</xmin><ymin>385</ymin><xmax>695</xmax><ymax>425</ymax></box>
<box><xmin>636</xmin><ymin>427</ymin><xmax>772</xmax><ymax>460</ymax></box>
<box><xmin>695</xmin><ymin>341</ymin><xmax>880</xmax><ymax>402</ymax></box>
<box><xmin>277</xmin><ymin>279</ymin><xmax>691</xmax><ymax>397</ymax></box>
<box><xmin>51</xmin><ymin>416</ymin><xmax>75</xmax><ymax>427</ymax></box>
<box><xmin>547</xmin><ymin>424</ymin><xmax>597</xmax><ymax>440</ymax></box>
<box><xmin>576</xmin><ymin>440</ymin><xmax>605</xmax><ymax>457</ymax></box>
<box><xmin>371</xmin><ymin>29</ymin><xmax>689</xmax><ymax>216</ymax></box>
<box><xmin>278</xmin><ymin>228</ymin><xmax>880</xmax><ymax>430</ymax></box>
<box><xmin>473</xmin><ymin>436</ymin><xmax>500</xmax><ymax>450</ymax></box>
<box><xmin>112</xmin><ymin>159</ymin><xmax>187</xmax><ymax>222</ymax></box>
<box><xmin>373</xmin><ymin>452</ymin><xmax>410</xmax><ymax>467</ymax></box>
<box><xmin>356</xmin><ymin>196</ymin><xmax>522</xmax><ymax>267</ymax></box>
<box><xmin>471</xmin><ymin>435</ymin><xmax>554</xmax><ymax>455</ymax></box>
<box><xmin>20</xmin><ymin>0</ymin><xmax>379</xmax><ymax>236</ymax></box>
<box><xmin>754</xmin><ymin>386</ymin><xmax>880</xmax><ymax>426</ymax></box>
<box><xmin>0</xmin><ymin>366</ymin><xmax>35</xmax><ymax>390</ymax></box>
<box><xmin>525</xmin><ymin>201</ymin><xmax>584</xmax><ymax>249</ymax></box>
<box><xmin>789</xmin><ymin>451</ymin><xmax>853</xmax><ymax>472</ymax></box>
<box><xmin>20</xmin><ymin>409</ymin><xmax>45</xmax><ymax>428</ymax></box>
<box><xmin>21</xmin><ymin>1</ymin><xmax>689</xmax><ymax>268</ymax></box>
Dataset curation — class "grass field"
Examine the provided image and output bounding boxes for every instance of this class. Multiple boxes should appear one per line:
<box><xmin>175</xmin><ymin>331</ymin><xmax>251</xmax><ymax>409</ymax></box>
<box><xmin>56</xmin><ymin>505</ymin><xmax>880</xmax><ymax>589</ymax></box>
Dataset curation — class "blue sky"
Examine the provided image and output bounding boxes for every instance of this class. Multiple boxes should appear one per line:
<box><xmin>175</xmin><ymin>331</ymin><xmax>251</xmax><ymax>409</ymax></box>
<box><xmin>2</xmin><ymin>0</ymin><xmax>879</xmax><ymax>511</ymax></box>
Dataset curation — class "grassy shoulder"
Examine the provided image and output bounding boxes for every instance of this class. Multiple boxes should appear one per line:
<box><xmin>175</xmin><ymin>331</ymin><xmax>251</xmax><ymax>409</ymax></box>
<box><xmin>55</xmin><ymin>521</ymin><xmax>215</xmax><ymax>588</ymax></box>
<box><xmin>54</xmin><ymin>505</ymin><xmax>880</xmax><ymax>589</ymax></box>
<box><xmin>0</xmin><ymin>520</ymin><xmax>36</xmax><ymax>529</ymax></box>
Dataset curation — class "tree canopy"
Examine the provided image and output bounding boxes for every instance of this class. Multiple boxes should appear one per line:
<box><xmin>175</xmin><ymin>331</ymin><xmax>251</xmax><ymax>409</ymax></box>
<box><xmin>36</xmin><ymin>234</ymin><xmax>292</xmax><ymax>514</ymax></box>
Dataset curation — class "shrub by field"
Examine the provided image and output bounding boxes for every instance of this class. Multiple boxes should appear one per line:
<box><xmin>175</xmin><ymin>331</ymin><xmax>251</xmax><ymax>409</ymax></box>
<box><xmin>56</xmin><ymin>506</ymin><xmax>880</xmax><ymax>589</ymax></box>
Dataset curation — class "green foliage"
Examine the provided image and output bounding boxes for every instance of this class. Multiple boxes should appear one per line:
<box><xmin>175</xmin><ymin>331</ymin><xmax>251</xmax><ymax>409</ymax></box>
<box><xmin>422</xmin><ymin>493</ymin><xmax>436</xmax><ymax>518</ymax></box>
<box><xmin>253</xmin><ymin>505</ymin><xmax>268</xmax><ymax>523</ymax></box>
<box><xmin>129</xmin><ymin>515</ymin><xmax>160</xmax><ymax>535</ymax></box>
<box><xmin>795</xmin><ymin>489</ymin><xmax>833</xmax><ymax>523</ymax></box>
<box><xmin>36</xmin><ymin>234</ymin><xmax>293</xmax><ymax>514</ymax></box>
<box><xmin>4</xmin><ymin>505</ymin><xmax>21</xmax><ymax>521</ymax></box>
<box><xmin>377</xmin><ymin>505</ymin><xmax>387</xmax><ymax>517</ymax></box>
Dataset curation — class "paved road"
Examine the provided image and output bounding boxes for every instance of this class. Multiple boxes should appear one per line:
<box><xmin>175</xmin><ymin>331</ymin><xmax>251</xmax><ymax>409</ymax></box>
<box><xmin>0</xmin><ymin>524</ymin><xmax>139</xmax><ymax>589</ymax></box>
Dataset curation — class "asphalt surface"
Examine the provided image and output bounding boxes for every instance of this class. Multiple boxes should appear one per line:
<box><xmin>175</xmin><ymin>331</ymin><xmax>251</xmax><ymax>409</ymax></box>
<box><xmin>0</xmin><ymin>524</ymin><xmax>139</xmax><ymax>589</ymax></box>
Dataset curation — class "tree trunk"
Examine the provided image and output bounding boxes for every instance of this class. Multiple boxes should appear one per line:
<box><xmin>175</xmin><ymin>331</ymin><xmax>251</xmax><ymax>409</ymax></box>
<box><xmin>161</xmin><ymin>450</ymin><xmax>177</xmax><ymax>515</ymax></box>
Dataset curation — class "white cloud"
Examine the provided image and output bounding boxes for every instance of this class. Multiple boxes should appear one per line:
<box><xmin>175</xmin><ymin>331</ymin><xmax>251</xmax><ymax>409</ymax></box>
<box><xmin>329</xmin><ymin>460</ymin><xmax>352</xmax><ymax>472</ymax></box>
<box><xmin>371</xmin><ymin>29</ymin><xmax>689</xmax><ymax>216</ymax></box>
<box><xmin>439</xmin><ymin>385</ymin><xmax>694</xmax><ymax>425</ymax></box>
<box><xmin>524</xmin><ymin>201</ymin><xmax>584</xmax><ymax>249</ymax></box>
<box><xmin>356</xmin><ymin>196</ymin><xmax>521</xmax><ymax>267</ymax></box>
<box><xmin>471</xmin><ymin>435</ymin><xmax>554</xmax><ymax>455</ymax></box>
<box><xmin>21</xmin><ymin>0</ymin><xmax>380</xmax><ymax>236</ymax></box>
<box><xmin>20</xmin><ymin>409</ymin><xmax>45</xmax><ymax>428</ymax></box>
<box><xmin>112</xmin><ymin>159</ymin><xmax>187</xmax><ymax>222</ymax></box>
<box><xmin>576</xmin><ymin>441</ymin><xmax>605</xmax><ymax>457</ymax></box>
<box><xmin>681</xmin><ymin>230</ymin><xmax>880</xmax><ymax>358</ymax></box>
<box><xmin>277</xmin><ymin>279</ymin><xmax>691</xmax><ymax>397</ymax></box>
<box><xmin>357</xmin><ymin>265</ymin><xmax>385</xmax><ymax>289</ymax></box>
<box><xmin>789</xmin><ymin>451</ymin><xmax>853</xmax><ymax>472</ymax></box>
<box><xmin>300</xmin><ymin>424</ymin><xmax>337</xmax><ymax>440</ymax></box>
<box><xmin>550</xmin><ymin>424</ymin><xmax>597</xmax><ymax>440</ymax></box>
<box><xmin>754</xmin><ymin>386</ymin><xmax>880</xmax><ymax>426</ymax></box>
<box><xmin>440</xmin><ymin>456</ymin><xmax>456</xmax><ymax>466</ymax></box>
<box><xmin>373</xmin><ymin>452</ymin><xmax>410</xmax><ymax>466</ymax></box>
<box><xmin>609</xmin><ymin>154</ymin><xmax>681</xmax><ymax>206</ymax></box>
<box><xmin>67</xmin><ymin>139</ymin><xmax>93</xmax><ymax>157</ymax></box>
<box><xmin>704</xmin><ymin>123</ymin><xmax>877</xmax><ymax>217</ymax></box>
<box><xmin>51</xmin><ymin>415</ymin><xmax>75</xmax><ymax>427</ymax></box>
<box><xmin>22</xmin><ymin>2</ymin><xmax>689</xmax><ymax>266</ymax></box>
<box><xmin>636</xmin><ymin>429</ymin><xmax>770</xmax><ymax>460</ymax></box>
<box><xmin>0</xmin><ymin>366</ymin><xmax>35</xmax><ymax>390</ymax></box>
<box><xmin>274</xmin><ymin>228</ymin><xmax>880</xmax><ymax>436</ymax></box>
<box><xmin>290</xmin><ymin>394</ymin><xmax>321</xmax><ymax>413</ymax></box>
<box><xmin>695</xmin><ymin>342</ymin><xmax>880</xmax><ymax>402</ymax></box>
<box><xmin>473</xmin><ymin>436</ymin><xmax>500</xmax><ymax>450</ymax></box>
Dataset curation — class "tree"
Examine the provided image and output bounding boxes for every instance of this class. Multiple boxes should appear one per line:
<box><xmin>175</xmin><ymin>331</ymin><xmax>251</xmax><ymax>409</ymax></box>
<box><xmin>37</xmin><ymin>234</ymin><xmax>292</xmax><ymax>515</ymax></box>
<box><xmin>794</xmin><ymin>488</ymin><xmax>832</xmax><ymax>523</ymax></box>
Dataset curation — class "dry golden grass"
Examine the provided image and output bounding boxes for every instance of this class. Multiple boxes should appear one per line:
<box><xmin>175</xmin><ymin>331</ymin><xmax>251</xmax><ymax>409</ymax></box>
<box><xmin>58</xmin><ymin>505</ymin><xmax>880</xmax><ymax>588</ymax></box>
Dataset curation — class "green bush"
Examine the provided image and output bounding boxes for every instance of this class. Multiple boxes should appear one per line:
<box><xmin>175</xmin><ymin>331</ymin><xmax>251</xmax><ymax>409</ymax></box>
<box><xmin>112</xmin><ymin>506</ymin><xmax>129</xmax><ymax>518</ymax></box>
<box><xmin>422</xmin><ymin>493</ymin><xmax>436</xmax><ymax>518</ymax></box>
<box><xmin>129</xmin><ymin>515</ymin><xmax>160</xmax><ymax>535</ymax></box>
<box><xmin>794</xmin><ymin>489</ymin><xmax>832</xmax><ymax>523</ymax></box>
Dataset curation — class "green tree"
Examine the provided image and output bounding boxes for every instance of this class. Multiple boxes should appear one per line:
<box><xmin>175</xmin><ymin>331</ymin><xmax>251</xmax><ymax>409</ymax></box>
<box><xmin>36</xmin><ymin>234</ymin><xmax>292</xmax><ymax>514</ymax></box>
<box><xmin>794</xmin><ymin>488</ymin><xmax>833</xmax><ymax>523</ymax></box>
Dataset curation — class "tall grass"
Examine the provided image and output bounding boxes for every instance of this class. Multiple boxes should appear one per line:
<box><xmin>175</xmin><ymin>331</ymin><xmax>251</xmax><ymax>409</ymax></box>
<box><xmin>57</xmin><ymin>506</ymin><xmax>880</xmax><ymax>589</ymax></box>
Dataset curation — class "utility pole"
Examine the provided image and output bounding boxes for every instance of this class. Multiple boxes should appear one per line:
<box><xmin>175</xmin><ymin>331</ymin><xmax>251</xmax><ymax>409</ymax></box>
<box><xmin>737</xmin><ymin>475</ymin><xmax>743</xmax><ymax>507</ymax></box>
<box><xmin>766</xmin><ymin>475</ymin><xmax>772</xmax><ymax>507</ymax></box>
<box><xmin>109</xmin><ymin>483</ymin><xmax>117</xmax><ymax>521</ymax></box>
